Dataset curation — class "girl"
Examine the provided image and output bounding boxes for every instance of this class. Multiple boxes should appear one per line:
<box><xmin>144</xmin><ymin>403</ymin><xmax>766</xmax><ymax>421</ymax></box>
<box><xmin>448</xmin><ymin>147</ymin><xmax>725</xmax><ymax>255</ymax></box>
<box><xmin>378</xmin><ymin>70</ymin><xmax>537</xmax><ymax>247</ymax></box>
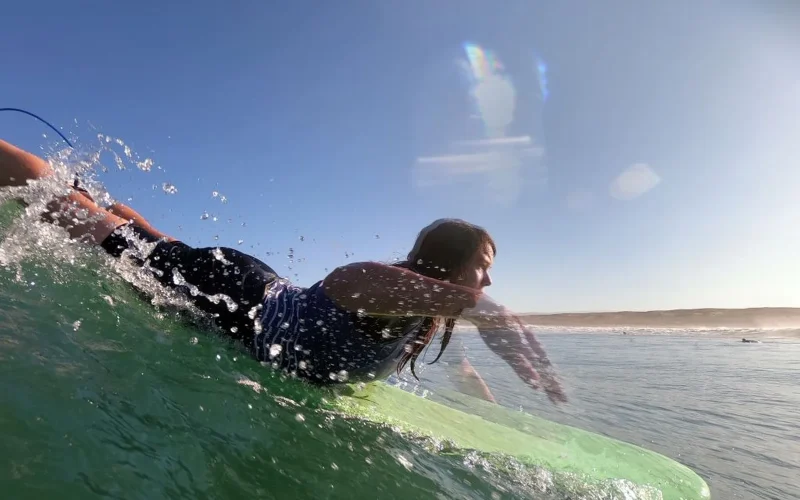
<box><xmin>0</xmin><ymin>139</ymin><xmax>565</xmax><ymax>403</ymax></box>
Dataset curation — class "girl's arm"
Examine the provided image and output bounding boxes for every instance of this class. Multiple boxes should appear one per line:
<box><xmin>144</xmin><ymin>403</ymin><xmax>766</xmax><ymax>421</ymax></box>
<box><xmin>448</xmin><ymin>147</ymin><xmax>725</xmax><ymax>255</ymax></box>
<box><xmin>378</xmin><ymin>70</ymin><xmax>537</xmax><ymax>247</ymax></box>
<box><xmin>463</xmin><ymin>295</ymin><xmax>567</xmax><ymax>404</ymax></box>
<box><xmin>454</xmin><ymin>357</ymin><xmax>497</xmax><ymax>404</ymax></box>
<box><xmin>321</xmin><ymin>261</ymin><xmax>480</xmax><ymax>318</ymax></box>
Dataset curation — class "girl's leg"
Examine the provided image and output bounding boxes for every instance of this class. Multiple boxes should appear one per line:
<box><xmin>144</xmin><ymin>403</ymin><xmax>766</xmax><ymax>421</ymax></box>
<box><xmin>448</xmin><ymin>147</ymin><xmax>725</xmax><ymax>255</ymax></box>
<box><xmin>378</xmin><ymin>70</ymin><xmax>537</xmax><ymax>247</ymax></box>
<box><xmin>107</xmin><ymin>229</ymin><xmax>277</xmax><ymax>345</ymax></box>
<box><xmin>43</xmin><ymin>190</ymin><xmax>128</xmax><ymax>244</ymax></box>
<box><xmin>0</xmin><ymin>139</ymin><xmax>53</xmax><ymax>186</ymax></box>
<box><xmin>106</xmin><ymin>202</ymin><xmax>176</xmax><ymax>241</ymax></box>
<box><xmin>1</xmin><ymin>139</ymin><xmax>138</xmax><ymax>245</ymax></box>
<box><xmin>2</xmin><ymin>139</ymin><xmax>271</xmax><ymax>341</ymax></box>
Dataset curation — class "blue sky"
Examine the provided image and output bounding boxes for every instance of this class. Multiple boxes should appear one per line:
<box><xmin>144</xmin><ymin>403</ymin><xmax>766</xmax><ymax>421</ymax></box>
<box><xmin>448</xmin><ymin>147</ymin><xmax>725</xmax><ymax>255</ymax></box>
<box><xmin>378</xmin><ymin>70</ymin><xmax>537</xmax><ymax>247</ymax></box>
<box><xmin>2</xmin><ymin>1</ymin><xmax>799</xmax><ymax>312</ymax></box>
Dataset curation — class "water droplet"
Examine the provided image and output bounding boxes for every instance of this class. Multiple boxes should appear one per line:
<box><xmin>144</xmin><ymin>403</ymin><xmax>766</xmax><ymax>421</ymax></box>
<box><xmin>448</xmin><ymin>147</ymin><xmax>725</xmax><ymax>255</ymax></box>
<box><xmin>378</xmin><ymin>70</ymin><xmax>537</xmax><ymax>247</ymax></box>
<box><xmin>72</xmin><ymin>320</ymin><xmax>81</xmax><ymax>331</ymax></box>
<box><xmin>295</xmin><ymin>413</ymin><xmax>305</xmax><ymax>422</ymax></box>
<box><xmin>212</xmin><ymin>191</ymin><xmax>219</xmax><ymax>197</ymax></box>
<box><xmin>162</xmin><ymin>183</ymin><xmax>178</xmax><ymax>194</ymax></box>
<box><xmin>190</xmin><ymin>337</ymin><xmax>199</xmax><ymax>345</ymax></box>
<box><xmin>247</xmin><ymin>403</ymin><xmax>253</xmax><ymax>410</ymax></box>
<box><xmin>200</xmin><ymin>212</ymin><xmax>210</xmax><ymax>220</ymax></box>
<box><xmin>298</xmin><ymin>360</ymin><xmax>307</xmax><ymax>370</ymax></box>
<box><xmin>330</xmin><ymin>463</ymin><xmax>339</xmax><ymax>471</ymax></box>
<box><xmin>212</xmin><ymin>216</ymin><xmax>218</xmax><ymax>222</ymax></box>
<box><xmin>299</xmin><ymin>235</ymin><xmax>305</xmax><ymax>242</ymax></box>
<box><xmin>269</xmin><ymin>344</ymin><xmax>283</xmax><ymax>358</ymax></box>
<box><xmin>230</xmin><ymin>326</ymin><xmax>238</xmax><ymax>333</ymax></box>
<box><xmin>216</xmin><ymin>354</ymin><xmax>221</xmax><ymax>361</ymax></box>
<box><xmin>375</xmin><ymin>234</ymin><xmax>380</xmax><ymax>239</ymax></box>
<box><xmin>137</xmin><ymin>158</ymin><xmax>154</xmax><ymax>172</ymax></box>
<box><xmin>237</xmin><ymin>240</ymin><xmax>244</xmax><ymax>245</ymax></box>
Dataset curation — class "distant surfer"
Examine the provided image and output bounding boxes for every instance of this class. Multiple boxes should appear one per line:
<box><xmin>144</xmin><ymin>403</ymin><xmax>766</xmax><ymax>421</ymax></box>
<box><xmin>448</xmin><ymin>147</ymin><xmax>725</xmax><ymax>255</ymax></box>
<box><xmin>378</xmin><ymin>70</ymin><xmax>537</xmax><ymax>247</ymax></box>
<box><xmin>0</xmin><ymin>139</ymin><xmax>566</xmax><ymax>404</ymax></box>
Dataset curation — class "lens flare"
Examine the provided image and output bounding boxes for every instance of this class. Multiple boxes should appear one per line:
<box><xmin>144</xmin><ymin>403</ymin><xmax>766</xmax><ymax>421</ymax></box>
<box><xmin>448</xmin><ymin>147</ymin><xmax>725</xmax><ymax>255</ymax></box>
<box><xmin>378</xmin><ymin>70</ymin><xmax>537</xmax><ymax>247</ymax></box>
<box><xmin>536</xmin><ymin>57</ymin><xmax>549</xmax><ymax>101</ymax></box>
<box><xmin>413</xmin><ymin>42</ymin><xmax>548</xmax><ymax>204</ymax></box>
<box><xmin>463</xmin><ymin>42</ymin><xmax>506</xmax><ymax>82</ymax></box>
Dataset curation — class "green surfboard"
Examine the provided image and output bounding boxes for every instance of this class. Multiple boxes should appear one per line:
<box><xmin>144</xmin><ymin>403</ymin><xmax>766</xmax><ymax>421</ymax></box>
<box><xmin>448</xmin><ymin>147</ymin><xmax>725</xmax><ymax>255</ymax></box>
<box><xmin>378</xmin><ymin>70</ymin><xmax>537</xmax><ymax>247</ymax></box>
<box><xmin>330</xmin><ymin>383</ymin><xmax>710</xmax><ymax>500</ymax></box>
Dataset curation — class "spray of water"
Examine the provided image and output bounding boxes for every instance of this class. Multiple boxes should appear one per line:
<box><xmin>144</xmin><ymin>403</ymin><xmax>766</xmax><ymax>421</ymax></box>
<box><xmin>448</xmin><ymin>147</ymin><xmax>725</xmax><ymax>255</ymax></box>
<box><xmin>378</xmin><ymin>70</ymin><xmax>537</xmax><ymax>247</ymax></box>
<box><xmin>0</xmin><ymin>140</ymin><xmax>220</xmax><ymax>331</ymax></box>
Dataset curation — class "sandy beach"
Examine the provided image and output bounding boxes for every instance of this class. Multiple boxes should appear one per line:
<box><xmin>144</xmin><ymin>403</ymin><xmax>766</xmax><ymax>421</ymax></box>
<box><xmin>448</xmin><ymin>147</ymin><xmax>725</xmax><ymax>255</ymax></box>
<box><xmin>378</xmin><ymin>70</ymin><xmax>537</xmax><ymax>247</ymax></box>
<box><xmin>519</xmin><ymin>307</ymin><xmax>800</xmax><ymax>329</ymax></box>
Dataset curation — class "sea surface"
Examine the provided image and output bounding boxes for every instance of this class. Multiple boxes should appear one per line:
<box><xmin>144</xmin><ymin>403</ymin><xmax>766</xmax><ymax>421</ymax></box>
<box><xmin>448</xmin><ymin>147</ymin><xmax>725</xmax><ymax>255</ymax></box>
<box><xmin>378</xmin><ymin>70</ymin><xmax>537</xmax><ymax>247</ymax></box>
<box><xmin>427</xmin><ymin>330</ymin><xmax>800</xmax><ymax>500</ymax></box>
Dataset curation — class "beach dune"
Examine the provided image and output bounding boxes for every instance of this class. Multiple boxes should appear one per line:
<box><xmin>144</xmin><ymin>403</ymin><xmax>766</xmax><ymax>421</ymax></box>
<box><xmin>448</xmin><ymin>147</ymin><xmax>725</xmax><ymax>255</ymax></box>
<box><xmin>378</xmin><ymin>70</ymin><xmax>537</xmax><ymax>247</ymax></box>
<box><xmin>519</xmin><ymin>307</ymin><xmax>800</xmax><ymax>329</ymax></box>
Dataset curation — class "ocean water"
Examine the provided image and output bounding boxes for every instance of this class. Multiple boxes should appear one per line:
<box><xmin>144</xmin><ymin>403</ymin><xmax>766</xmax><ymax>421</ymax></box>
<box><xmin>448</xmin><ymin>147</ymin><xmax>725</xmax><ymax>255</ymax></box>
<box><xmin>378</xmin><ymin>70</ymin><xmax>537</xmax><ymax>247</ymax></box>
<box><xmin>428</xmin><ymin>331</ymin><xmax>800</xmax><ymax>500</ymax></box>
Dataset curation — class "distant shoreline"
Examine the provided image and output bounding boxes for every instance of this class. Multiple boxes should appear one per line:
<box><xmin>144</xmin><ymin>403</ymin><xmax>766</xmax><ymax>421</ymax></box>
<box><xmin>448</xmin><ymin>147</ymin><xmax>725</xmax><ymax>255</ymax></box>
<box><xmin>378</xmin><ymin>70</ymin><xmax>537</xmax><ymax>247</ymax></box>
<box><xmin>518</xmin><ymin>307</ymin><xmax>800</xmax><ymax>329</ymax></box>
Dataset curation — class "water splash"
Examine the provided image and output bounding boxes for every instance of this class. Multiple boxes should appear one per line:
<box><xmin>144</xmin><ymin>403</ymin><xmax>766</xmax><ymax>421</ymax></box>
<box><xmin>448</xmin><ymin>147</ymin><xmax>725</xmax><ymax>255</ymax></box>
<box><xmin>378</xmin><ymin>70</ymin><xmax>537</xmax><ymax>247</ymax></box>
<box><xmin>0</xmin><ymin>140</ymin><xmax>239</xmax><ymax>332</ymax></box>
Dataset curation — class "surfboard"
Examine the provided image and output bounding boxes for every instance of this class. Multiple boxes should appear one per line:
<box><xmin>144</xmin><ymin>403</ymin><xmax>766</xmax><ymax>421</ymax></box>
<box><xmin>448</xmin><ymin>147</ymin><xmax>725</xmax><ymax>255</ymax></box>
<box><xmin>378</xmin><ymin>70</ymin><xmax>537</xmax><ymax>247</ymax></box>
<box><xmin>331</xmin><ymin>382</ymin><xmax>711</xmax><ymax>500</ymax></box>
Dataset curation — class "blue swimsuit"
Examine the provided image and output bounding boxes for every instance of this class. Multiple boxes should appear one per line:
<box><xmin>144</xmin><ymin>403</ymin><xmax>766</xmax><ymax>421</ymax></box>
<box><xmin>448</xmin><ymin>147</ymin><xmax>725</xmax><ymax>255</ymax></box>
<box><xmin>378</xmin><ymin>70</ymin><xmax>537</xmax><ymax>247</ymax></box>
<box><xmin>253</xmin><ymin>279</ymin><xmax>426</xmax><ymax>383</ymax></box>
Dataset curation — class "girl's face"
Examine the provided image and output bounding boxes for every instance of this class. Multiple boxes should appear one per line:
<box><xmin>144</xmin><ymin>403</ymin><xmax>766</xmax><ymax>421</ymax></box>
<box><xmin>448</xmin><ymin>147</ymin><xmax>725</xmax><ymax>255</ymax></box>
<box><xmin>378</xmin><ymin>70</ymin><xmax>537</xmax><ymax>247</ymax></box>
<box><xmin>456</xmin><ymin>243</ymin><xmax>494</xmax><ymax>290</ymax></box>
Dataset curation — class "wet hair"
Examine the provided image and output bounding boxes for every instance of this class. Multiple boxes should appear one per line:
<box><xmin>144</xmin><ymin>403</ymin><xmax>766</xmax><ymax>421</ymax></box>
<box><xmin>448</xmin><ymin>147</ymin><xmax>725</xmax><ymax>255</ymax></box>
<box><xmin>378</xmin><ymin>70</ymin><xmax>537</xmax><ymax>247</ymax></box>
<box><xmin>394</xmin><ymin>219</ymin><xmax>496</xmax><ymax>378</ymax></box>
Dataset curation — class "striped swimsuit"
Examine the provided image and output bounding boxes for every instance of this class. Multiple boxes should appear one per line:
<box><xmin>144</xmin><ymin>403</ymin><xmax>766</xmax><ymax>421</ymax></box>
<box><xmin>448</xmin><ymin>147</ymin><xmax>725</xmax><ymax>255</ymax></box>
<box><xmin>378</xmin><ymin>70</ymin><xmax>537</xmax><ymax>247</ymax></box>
<box><xmin>253</xmin><ymin>279</ymin><xmax>426</xmax><ymax>383</ymax></box>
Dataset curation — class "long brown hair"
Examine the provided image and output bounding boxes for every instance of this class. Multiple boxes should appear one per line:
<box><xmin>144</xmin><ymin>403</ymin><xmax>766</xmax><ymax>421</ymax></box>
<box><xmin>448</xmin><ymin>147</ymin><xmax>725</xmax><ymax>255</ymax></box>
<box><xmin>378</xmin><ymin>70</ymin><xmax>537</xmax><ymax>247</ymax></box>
<box><xmin>394</xmin><ymin>219</ymin><xmax>496</xmax><ymax>378</ymax></box>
